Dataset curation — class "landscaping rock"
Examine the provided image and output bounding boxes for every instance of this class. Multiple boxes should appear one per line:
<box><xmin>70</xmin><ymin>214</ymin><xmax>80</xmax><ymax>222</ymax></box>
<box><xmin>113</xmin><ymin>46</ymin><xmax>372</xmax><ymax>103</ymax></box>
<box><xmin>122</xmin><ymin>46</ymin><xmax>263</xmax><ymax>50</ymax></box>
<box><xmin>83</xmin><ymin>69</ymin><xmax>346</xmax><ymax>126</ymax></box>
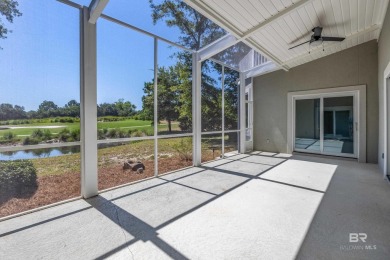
<box><xmin>137</xmin><ymin>168</ymin><xmax>144</xmax><ymax>174</ymax></box>
<box><xmin>132</xmin><ymin>162</ymin><xmax>145</xmax><ymax>171</ymax></box>
<box><xmin>123</xmin><ymin>162</ymin><xmax>131</xmax><ymax>170</ymax></box>
<box><xmin>123</xmin><ymin>161</ymin><xmax>145</xmax><ymax>172</ymax></box>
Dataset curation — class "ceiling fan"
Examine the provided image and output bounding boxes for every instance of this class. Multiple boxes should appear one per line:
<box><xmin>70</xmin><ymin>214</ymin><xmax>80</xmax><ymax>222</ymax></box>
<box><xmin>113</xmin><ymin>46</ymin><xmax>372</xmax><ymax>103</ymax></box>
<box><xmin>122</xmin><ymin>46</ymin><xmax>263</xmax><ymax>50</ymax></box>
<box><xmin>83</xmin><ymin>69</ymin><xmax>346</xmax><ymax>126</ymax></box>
<box><xmin>289</xmin><ymin>26</ymin><xmax>345</xmax><ymax>50</ymax></box>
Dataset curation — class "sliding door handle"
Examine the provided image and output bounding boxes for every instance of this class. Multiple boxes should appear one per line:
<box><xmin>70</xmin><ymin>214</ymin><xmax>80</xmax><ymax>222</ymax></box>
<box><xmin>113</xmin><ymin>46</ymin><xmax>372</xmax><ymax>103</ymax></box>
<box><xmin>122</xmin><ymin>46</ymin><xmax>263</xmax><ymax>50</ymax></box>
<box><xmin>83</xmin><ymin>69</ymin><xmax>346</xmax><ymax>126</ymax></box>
<box><xmin>355</xmin><ymin>122</ymin><xmax>358</xmax><ymax>131</ymax></box>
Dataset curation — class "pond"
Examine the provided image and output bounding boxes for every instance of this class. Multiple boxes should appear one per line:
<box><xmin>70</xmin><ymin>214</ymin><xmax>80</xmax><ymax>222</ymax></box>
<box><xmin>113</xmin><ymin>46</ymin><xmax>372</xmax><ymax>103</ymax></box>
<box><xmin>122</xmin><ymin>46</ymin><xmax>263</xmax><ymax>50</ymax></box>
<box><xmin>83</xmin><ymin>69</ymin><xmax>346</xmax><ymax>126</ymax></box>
<box><xmin>0</xmin><ymin>146</ymin><xmax>81</xmax><ymax>161</ymax></box>
<box><xmin>0</xmin><ymin>142</ymin><xmax>130</xmax><ymax>161</ymax></box>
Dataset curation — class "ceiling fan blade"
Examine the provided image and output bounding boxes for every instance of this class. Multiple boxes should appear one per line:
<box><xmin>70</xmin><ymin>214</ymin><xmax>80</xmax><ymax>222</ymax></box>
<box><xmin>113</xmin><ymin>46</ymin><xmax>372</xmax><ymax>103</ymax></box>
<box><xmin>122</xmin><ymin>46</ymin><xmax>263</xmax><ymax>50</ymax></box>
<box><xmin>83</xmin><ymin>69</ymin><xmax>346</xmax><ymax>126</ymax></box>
<box><xmin>289</xmin><ymin>31</ymin><xmax>312</xmax><ymax>45</ymax></box>
<box><xmin>322</xmin><ymin>36</ymin><xmax>345</xmax><ymax>42</ymax></box>
<box><xmin>289</xmin><ymin>40</ymin><xmax>310</xmax><ymax>50</ymax></box>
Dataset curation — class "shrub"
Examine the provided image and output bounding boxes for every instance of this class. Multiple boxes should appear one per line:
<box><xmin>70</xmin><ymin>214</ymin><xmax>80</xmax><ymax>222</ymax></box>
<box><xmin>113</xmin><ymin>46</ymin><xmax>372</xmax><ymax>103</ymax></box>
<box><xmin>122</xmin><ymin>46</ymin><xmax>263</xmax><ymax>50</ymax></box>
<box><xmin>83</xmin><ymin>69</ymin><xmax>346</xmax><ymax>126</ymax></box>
<box><xmin>117</xmin><ymin>129</ymin><xmax>128</xmax><ymax>138</ymax></box>
<box><xmin>127</xmin><ymin>129</ymin><xmax>136</xmax><ymax>135</ymax></box>
<box><xmin>31</xmin><ymin>129</ymin><xmax>44</xmax><ymax>139</ymax></box>
<box><xmin>23</xmin><ymin>137</ymin><xmax>40</xmax><ymax>145</ymax></box>
<box><xmin>131</xmin><ymin>130</ymin><xmax>143</xmax><ymax>137</ymax></box>
<box><xmin>0</xmin><ymin>160</ymin><xmax>38</xmax><ymax>202</ymax></box>
<box><xmin>58</xmin><ymin>128</ymin><xmax>71</xmax><ymax>142</ymax></box>
<box><xmin>98</xmin><ymin>116</ymin><xmax>129</xmax><ymax>122</ymax></box>
<box><xmin>144</xmin><ymin>128</ymin><xmax>154</xmax><ymax>136</ymax></box>
<box><xmin>107</xmin><ymin>129</ymin><xmax>117</xmax><ymax>139</ymax></box>
<box><xmin>43</xmin><ymin>129</ymin><xmax>52</xmax><ymax>140</ymax></box>
<box><xmin>56</xmin><ymin>128</ymin><xmax>79</xmax><ymax>142</ymax></box>
<box><xmin>97</xmin><ymin>129</ymin><xmax>105</xmax><ymax>140</ymax></box>
<box><xmin>70</xmin><ymin>129</ymin><xmax>80</xmax><ymax>141</ymax></box>
<box><xmin>3</xmin><ymin>131</ymin><xmax>15</xmax><ymax>140</ymax></box>
<box><xmin>172</xmin><ymin>138</ymin><xmax>193</xmax><ymax>161</ymax></box>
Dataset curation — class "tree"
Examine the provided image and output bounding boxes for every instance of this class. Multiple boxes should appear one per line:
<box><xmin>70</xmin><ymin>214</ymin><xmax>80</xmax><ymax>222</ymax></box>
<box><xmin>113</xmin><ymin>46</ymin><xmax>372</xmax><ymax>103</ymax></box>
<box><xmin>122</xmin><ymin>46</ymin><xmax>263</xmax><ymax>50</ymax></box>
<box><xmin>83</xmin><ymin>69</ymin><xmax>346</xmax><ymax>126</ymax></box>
<box><xmin>223</xmin><ymin>68</ymin><xmax>239</xmax><ymax>130</ymax></box>
<box><xmin>0</xmin><ymin>0</ymin><xmax>22</xmax><ymax>45</ymax></box>
<box><xmin>200</xmin><ymin>63</ymin><xmax>223</xmax><ymax>131</ymax></box>
<box><xmin>37</xmin><ymin>100</ymin><xmax>58</xmax><ymax>118</ymax></box>
<box><xmin>141</xmin><ymin>82</ymin><xmax>154</xmax><ymax>121</ymax></box>
<box><xmin>97</xmin><ymin>99</ymin><xmax>136</xmax><ymax>117</ymax></box>
<box><xmin>149</xmin><ymin>0</ymin><xmax>240</xmax><ymax>131</ymax></box>
<box><xmin>114</xmin><ymin>99</ymin><xmax>136</xmax><ymax>117</ymax></box>
<box><xmin>143</xmin><ymin>66</ymin><xmax>181</xmax><ymax>133</ymax></box>
<box><xmin>97</xmin><ymin>103</ymin><xmax>116</xmax><ymax>117</ymax></box>
<box><xmin>64</xmin><ymin>100</ymin><xmax>80</xmax><ymax>117</ymax></box>
<box><xmin>150</xmin><ymin>0</ymin><xmax>225</xmax><ymax>50</ymax></box>
<box><xmin>0</xmin><ymin>103</ymin><xmax>26</xmax><ymax>120</ymax></box>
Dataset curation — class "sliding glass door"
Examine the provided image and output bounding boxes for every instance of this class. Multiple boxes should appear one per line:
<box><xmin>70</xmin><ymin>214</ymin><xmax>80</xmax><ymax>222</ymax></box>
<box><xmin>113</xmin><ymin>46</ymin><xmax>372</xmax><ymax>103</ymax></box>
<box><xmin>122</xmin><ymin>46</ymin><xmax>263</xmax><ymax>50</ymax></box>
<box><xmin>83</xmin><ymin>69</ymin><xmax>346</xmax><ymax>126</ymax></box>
<box><xmin>295</xmin><ymin>98</ymin><xmax>321</xmax><ymax>152</ymax></box>
<box><xmin>294</xmin><ymin>93</ymin><xmax>357</xmax><ymax>158</ymax></box>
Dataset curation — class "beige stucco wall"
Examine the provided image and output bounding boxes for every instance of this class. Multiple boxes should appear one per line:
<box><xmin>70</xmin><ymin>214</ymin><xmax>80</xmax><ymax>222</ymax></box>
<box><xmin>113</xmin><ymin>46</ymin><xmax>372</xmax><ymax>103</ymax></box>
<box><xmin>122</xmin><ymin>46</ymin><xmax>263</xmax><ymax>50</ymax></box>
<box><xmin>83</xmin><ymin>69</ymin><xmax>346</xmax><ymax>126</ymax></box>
<box><xmin>253</xmin><ymin>40</ymin><xmax>378</xmax><ymax>163</ymax></box>
<box><xmin>378</xmin><ymin>3</ymin><xmax>390</xmax><ymax>171</ymax></box>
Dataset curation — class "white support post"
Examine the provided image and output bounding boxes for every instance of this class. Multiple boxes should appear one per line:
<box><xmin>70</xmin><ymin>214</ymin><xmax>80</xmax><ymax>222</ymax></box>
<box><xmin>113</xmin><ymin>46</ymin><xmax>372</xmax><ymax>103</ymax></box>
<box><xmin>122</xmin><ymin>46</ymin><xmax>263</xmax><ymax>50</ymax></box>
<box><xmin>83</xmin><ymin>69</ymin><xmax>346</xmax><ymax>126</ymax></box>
<box><xmin>221</xmin><ymin>66</ymin><xmax>225</xmax><ymax>158</ymax></box>
<box><xmin>154</xmin><ymin>38</ymin><xmax>158</xmax><ymax>176</ymax></box>
<box><xmin>80</xmin><ymin>7</ymin><xmax>98</xmax><ymax>198</ymax></box>
<box><xmin>320</xmin><ymin>97</ymin><xmax>324</xmax><ymax>153</ymax></box>
<box><xmin>193</xmin><ymin>52</ymin><xmax>202</xmax><ymax>166</ymax></box>
<box><xmin>239</xmin><ymin>72</ymin><xmax>246</xmax><ymax>153</ymax></box>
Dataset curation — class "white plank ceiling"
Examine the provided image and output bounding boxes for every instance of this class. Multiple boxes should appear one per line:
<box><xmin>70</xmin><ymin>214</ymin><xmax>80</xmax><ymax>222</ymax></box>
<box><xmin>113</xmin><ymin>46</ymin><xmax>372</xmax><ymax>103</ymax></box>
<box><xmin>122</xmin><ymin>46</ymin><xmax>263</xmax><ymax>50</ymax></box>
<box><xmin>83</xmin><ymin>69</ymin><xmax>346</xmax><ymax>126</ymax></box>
<box><xmin>185</xmin><ymin>0</ymin><xmax>389</xmax><ymax>70</ymax></box>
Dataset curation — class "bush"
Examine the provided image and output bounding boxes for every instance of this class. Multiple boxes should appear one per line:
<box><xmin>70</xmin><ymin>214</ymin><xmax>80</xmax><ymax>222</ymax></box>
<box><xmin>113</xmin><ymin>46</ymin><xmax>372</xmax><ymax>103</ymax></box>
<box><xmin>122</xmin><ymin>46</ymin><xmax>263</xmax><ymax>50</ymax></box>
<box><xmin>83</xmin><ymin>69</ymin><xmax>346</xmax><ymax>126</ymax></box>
<box><xmin>31</xmin><ymin>129</ymin><xmax>44</xmax><ymax>139</ymax></box>
<box><xmin>107</xmin><ymin>129</ymin><xmax>117</xmax><ymax>139</ymax></box>
<box><xmin>58</xmin><ymin>128</ymin><xmax>71</xmax><ymax>142</ymax></box>
<box><xmin>144</xmin><ymin>128</ymin><xmax>154</xmax><ymax>136</ymax></box>
<box><xmin>98</xmin><ymin>116</ymin><xmax>129</xmax><ymax>122</ymax></box>
<box><xmin>43</xmin><ymin>129</ymin><xmax>52</xmax><ymax>140</ymax></box>
<box><xmin>131</xmin><ymin>130</ymin><xmax>143</xmax><ymax>137</ymax></box>
<box><xmin>97</xmin><ymin>129</ymin><xmax>105</xmax><ymax>140</ymax></box>
<box><xmin>50</xmin><ymin>117</ymin><xmax>77</xmax><ymax>123</ymax></box>
<box><xmin>3</xmin><ymin>131</ymin><xmax>15</xmax><ymax>140</ymax></box>
<box><xmin>127</xmin><ymin>129</ymin><xmax>136</xmax><ymax>135</ymax></box>
<box><xmin>172</xmin><ymin>138</ymin><xmax>193</xmax><ymax>161</ymax></box>
<box><xmin>0</xmin><ymin>160</ymin><xmax>38</xmax><ymax>202</ymax></box>
<box><xmin>70</xmin><ymin>129</ymin><xmax>80</xmax><ymax>141</ymax></box>
<box><xmin>23</xmin><ymin>137</ymin><xmax>40</xmax><ymax>145</ymax></box>
<box><xmin>117</xmin><ymin>129</ymin><xmax>128</xmax><ymax>138</ymax></box>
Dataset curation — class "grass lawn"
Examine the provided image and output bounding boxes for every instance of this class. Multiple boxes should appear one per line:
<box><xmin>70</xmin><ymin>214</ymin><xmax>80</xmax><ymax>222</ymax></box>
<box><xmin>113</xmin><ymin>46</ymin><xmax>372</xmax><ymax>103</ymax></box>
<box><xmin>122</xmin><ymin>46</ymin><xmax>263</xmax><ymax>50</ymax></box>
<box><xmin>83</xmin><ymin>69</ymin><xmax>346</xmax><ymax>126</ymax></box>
<box><xmin>0</xmin><ymin>118</ymin><xmax>182</xmax><ymax>138</ymax></box>
<box><xmin>28</xmin><ymin>134</ymin><xmax>238</xmax><ymax>178</ymax></box>
<box><xmin>31</xmin><ymin>137</ymin><xmax>192</xmax><ymax>177</ymax></box>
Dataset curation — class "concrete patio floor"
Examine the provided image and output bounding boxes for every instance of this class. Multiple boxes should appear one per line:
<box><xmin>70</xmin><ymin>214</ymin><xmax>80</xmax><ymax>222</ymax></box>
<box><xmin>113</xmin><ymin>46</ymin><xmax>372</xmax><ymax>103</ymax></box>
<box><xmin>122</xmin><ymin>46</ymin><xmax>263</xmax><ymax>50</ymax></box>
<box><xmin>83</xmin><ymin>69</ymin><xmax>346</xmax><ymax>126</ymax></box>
<box><xmin>0</xmin><ymin>152</ymin><xmax>389</xmax><ymax>259</ymax></box>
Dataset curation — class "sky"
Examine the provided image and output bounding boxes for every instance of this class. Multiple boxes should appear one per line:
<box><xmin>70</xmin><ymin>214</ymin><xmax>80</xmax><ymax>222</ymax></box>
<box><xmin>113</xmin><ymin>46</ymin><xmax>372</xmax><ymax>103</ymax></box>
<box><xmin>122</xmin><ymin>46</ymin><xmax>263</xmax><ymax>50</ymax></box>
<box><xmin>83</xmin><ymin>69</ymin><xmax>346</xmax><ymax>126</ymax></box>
<box><xmin>0</xmin><ymin>0</ymin><xmax>185</xmax><ymax>111</ymax></box>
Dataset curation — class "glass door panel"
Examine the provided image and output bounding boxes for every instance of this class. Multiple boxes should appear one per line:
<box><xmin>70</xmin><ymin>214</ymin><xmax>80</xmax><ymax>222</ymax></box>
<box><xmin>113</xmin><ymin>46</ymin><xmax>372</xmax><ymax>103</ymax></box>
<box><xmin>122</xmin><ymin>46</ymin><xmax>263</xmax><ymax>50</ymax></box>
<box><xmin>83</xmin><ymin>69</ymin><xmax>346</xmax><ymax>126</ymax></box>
<box><xmin>323</xmin><ymin>96</ymin><xmax>354</xmax><ymax>155</ymax></box>
<box><xmin>295</xmin><ymin>98</ymin><xmax>321</xmax><ymax>152</ymax></box>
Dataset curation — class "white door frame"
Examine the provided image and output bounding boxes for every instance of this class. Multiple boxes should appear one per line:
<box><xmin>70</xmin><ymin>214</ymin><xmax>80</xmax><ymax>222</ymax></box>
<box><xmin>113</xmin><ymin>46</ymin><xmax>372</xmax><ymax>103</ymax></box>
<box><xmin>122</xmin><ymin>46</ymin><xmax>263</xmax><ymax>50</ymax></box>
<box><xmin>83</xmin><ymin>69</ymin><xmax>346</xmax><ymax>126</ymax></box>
<box><xmin>245</xmin><ymin>81</ymin><xmax>254</xmax><ymax>152</ymax></box>
<box><xmin>384</xmin><ymin>62</ymin><xmax>390</xmax><ymax>178</ymax></box>
<box><xmin>287</xmin><ymin>85</ymin><xmax>366</xmax><ymax>162</ymax></box>
<box><xmin>293</xmin><ymin>93</ymin><xmax>357</xmax><ymax>158</ymax></box>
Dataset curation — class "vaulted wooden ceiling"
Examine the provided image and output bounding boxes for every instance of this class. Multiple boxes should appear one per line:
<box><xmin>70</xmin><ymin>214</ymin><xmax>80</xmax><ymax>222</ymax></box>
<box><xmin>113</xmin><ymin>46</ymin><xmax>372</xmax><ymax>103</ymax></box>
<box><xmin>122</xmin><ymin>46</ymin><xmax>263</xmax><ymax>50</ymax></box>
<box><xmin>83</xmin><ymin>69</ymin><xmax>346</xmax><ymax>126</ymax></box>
<box><xmin>185</xmin><ymin>0</ymin><xmax>389</xmax><ymax>71</ymax></box>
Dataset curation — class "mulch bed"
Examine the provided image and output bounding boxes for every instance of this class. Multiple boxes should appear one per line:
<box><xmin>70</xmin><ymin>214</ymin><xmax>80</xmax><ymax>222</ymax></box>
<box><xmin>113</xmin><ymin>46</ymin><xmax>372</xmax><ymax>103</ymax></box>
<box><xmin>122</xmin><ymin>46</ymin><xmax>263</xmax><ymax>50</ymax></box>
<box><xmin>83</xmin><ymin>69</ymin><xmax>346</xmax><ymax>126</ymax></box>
<box><xmin>0</xmin><ymin>173</ymin><xmax>81</xmax><ymax>218</ymax></box>
<box><xmin>0</xmin><ymin>156</ymin><xmax>208</xmax><ymax>218</ymax></box>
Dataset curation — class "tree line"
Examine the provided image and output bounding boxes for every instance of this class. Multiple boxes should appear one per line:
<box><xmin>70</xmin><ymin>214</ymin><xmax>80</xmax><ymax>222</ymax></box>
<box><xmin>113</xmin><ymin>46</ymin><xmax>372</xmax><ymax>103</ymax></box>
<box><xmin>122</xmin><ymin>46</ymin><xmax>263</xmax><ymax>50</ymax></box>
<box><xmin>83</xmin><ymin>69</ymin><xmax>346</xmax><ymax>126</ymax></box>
<box><xmin>0</xmin><ymin>99</ymin><xmax>137</xmax><ymax>120</ymax></box>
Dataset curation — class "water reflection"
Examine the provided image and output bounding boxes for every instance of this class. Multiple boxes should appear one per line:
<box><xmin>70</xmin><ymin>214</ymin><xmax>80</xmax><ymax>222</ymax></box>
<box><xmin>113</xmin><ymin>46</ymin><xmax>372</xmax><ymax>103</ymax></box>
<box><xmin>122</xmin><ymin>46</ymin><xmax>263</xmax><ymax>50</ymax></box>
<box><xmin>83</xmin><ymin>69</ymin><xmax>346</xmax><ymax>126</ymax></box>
<box><xmin>0</xmin><ymin>146</ymin><xmax>80</xmax><ymax>160</ymax></box>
